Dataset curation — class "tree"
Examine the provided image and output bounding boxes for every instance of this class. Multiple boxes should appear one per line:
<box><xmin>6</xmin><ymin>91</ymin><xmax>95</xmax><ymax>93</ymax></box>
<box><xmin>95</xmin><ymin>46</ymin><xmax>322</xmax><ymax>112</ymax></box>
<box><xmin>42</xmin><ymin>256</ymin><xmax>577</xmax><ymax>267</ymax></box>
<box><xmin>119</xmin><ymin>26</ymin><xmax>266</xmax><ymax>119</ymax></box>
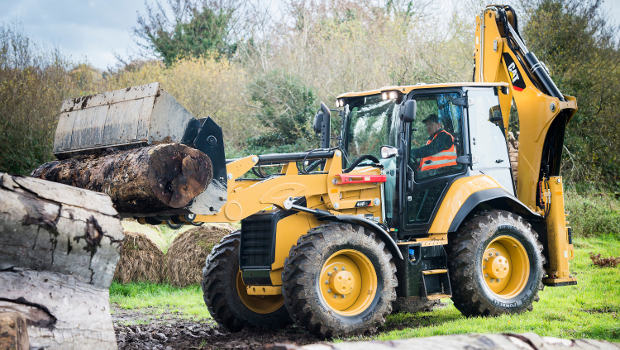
<box><xmin>0</xmin><ymin>25</ymin><xmax>74</xmax><ymax>175</ymax></box>
<box><xmin>246</xmin><ymin>70</ymin><xmax>318</xmax><ymax>154</ymax></box>
<box><xmin>522</xmin><ymin>0</ymin><xmax>619</xmax><ymax>188</ymax></box>
<box><xmin>134</xmin><ymin>0</ymin><xmax>237</xmax><ymax>65</ymax></box>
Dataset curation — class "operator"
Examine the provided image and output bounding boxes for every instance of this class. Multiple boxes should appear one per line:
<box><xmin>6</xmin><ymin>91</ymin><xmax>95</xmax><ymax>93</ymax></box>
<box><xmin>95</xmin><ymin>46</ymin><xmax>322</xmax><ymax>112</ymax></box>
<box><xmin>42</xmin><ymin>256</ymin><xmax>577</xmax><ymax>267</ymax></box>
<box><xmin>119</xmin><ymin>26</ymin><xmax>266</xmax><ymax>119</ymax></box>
<box><xmin>410</xmin><ymin>114</ymin><xmax>457</xmax><ymax>171</ymax></box>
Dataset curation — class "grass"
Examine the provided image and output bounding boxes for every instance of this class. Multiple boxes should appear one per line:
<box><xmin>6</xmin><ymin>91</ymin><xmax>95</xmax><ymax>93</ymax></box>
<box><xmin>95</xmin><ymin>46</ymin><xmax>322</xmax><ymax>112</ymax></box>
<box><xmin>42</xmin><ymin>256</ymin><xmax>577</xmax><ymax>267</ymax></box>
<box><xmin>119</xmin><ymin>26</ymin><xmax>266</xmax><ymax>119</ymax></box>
<box><xmin>373</xmin><ymin>234</ymin><xmax>620</xmax><ymax>342</ymax></box>
<box><xmin>110</xmin><ymin>282</ymin><xmax>210</xmax><ymax>320</ymax></box>
<box><xmin>110</xmin><ymin>236</ymin><xmax>619</xmax><ymax>341</ymax></box>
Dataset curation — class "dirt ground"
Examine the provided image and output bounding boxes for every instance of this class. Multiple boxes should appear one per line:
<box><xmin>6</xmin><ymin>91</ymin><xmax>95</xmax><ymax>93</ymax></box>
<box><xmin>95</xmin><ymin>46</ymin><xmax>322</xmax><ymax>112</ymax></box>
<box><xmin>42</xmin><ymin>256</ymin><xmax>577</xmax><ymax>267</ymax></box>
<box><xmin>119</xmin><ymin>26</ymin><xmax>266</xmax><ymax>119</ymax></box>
<box><xmin>112</xmin><ymin>306</ymin><xmax>321</xmax><ymax>350</ymax></box>
<box><xmin>112</xmin><ymin>300</ymin><xmax>446</xmax><ymax>349</ymax></box>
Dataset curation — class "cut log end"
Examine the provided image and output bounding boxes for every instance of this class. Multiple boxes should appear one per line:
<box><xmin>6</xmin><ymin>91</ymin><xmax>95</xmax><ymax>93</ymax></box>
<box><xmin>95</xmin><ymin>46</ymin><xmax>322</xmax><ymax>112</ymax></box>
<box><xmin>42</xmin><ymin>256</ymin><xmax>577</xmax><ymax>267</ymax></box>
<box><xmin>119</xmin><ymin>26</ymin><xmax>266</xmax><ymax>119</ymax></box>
<box><xmin>147</xmin><ymin>145</ymin><xmax>213</xmax><ymax>209</ymax></box>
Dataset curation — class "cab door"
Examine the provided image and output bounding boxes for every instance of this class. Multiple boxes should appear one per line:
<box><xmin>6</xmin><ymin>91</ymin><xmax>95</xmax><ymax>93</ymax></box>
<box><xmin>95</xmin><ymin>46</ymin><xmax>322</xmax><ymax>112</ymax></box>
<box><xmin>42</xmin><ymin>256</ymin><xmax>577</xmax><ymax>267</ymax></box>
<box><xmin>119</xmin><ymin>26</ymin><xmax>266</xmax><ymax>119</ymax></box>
<box><xmin>465</xmin><ymin>87</ymin><xmax>514</xmax><ymax>194</ymax></box>
<box><xmin>398</xmin><ymin>89</ymin><xmax>468</xmax><ymax>238</ymax></box>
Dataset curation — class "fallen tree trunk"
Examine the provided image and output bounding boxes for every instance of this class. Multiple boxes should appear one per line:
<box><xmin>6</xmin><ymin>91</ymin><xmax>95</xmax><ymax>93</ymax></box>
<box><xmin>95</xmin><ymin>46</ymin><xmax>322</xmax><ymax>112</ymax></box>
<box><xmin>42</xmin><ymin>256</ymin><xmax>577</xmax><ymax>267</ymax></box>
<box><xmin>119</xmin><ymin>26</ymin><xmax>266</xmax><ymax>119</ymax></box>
<box><xmin>282</xmin><ymin>332</ymin><xmax>619</xmax><ymax>350</ymax></box>
<box><xmin>32</xmin><ymin>143</ymin><xmax>212</xmax><ymax>215</ymax></box>
<box><xmin>0</xmin><ymin>173</ymin><xmax>124</xmax><ymax>349</ymax></box>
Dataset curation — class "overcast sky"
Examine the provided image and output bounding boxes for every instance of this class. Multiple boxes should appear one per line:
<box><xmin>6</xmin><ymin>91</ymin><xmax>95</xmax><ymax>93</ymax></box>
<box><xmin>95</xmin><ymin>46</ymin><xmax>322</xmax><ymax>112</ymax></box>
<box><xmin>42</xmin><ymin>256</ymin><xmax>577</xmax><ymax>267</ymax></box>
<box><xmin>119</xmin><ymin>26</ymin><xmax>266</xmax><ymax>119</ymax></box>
<box><xmin>1</xmin><ymin>0</ymin><xmax>618</xmax><ymax>70</ymax></box>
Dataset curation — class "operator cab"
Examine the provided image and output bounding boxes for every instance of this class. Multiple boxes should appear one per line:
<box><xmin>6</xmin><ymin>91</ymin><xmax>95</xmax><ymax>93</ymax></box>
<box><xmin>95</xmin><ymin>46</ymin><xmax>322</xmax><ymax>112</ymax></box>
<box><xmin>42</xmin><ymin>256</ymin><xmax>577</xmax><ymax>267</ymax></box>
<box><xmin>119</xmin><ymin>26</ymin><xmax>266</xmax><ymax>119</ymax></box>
<box><xmin>336</xmin><ymin>83</ymin><xmax>514</xmax><ymax>239</ymax></box>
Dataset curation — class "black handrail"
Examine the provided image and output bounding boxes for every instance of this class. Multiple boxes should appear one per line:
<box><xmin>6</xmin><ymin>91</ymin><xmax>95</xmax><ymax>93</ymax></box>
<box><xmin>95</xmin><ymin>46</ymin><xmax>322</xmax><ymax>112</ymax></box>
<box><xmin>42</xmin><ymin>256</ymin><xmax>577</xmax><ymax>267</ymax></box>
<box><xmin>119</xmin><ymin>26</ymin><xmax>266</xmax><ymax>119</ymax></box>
<box><xmin>257</xmin><ymin>150</ymin><xmax>335</xmax><ymax>165</ymax></box>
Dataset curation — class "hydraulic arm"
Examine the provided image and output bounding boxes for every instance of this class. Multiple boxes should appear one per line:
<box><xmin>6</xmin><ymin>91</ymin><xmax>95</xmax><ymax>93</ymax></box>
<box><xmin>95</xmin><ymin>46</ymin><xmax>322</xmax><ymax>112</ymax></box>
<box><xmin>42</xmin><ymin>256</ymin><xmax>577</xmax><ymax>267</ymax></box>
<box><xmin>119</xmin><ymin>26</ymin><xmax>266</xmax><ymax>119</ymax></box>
<box><xmin>474</xmin><ymin>5</ymin><xmax>577</xmax><ymax>285</ymax></box>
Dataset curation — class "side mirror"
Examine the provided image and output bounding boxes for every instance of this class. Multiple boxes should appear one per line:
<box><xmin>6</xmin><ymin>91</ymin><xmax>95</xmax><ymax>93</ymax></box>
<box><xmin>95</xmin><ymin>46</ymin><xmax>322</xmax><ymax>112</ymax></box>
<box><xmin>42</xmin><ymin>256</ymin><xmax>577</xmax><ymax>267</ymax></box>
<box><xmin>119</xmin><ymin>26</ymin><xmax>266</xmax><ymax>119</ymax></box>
<box><xmin>400</xmin><ymin>100</ymin><xmax>417</xmax><ymax>122</ymax></box>
<box><xmin>313</xmin><ymin>111</ymin><xmax>324</xmax><ymax>135</ymax></box>
<box><xmin>313</xmin><ymin>102</ymin><xmax>331</xmax><ymax>148</ymax></box>
<box><xmin>380</xmin><ymin>145</ymin><xmax>398</xmax><ymax>159</ymax></box>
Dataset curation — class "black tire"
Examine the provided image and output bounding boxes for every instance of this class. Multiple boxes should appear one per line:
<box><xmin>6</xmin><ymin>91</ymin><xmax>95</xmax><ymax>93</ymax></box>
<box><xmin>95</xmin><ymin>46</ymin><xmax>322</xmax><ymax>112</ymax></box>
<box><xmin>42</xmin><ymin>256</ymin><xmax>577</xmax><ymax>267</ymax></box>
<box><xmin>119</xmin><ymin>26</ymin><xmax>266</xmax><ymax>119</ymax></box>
<box><xmin>447</xmin><ymin>210</ymin><xmax>544</xmax><ymax>317</ymax></box>
<box><xmin>282</xmin><ymin>223</ymin><xmax>397</xmax><ymax>337</ymax></box>
<box><xmin>392</xmin><ymin>296</ymin><xmax>440</xmax><ymax>313</ymax></box>
<box><xmin>201</xmin><ymin>231</ymin><xmax>290</xmax><ymax>331</ymax></box>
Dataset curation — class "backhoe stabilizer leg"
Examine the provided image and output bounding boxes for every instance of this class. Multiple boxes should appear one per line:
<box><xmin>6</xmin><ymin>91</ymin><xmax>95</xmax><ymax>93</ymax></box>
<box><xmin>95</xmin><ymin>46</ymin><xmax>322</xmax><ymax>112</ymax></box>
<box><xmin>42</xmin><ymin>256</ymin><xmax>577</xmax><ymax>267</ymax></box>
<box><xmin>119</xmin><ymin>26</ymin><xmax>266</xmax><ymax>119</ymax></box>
<box><xmin>542</xmin><ymin>176</ymin><xmax>577</xmax><ymax>286</ymax></box>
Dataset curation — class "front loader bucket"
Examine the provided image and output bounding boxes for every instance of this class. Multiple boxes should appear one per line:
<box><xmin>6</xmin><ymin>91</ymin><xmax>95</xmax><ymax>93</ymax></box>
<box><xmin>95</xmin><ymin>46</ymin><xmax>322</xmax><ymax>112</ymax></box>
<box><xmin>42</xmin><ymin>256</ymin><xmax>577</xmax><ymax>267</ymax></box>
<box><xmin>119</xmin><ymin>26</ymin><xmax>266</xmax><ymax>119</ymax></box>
<box><xmin>54</xmin><ymin>82</ymin><xmax>195</xmax><ymax>158</ymax></box>
<box><xmin>52</xmin><ymin>82</ymin><xmax>227</xmax><ymax>215</ymax></box>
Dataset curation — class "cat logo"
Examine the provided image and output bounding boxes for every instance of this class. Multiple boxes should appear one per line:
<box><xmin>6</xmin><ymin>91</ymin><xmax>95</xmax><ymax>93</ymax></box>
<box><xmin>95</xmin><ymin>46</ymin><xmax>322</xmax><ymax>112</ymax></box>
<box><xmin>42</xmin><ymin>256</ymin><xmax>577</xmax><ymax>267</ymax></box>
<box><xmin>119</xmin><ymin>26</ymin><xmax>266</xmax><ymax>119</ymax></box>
<box><xmin>508</xmin><ymin>62</ymin><xmax>519</xmax><ymax>82</ymax></box>
<box><xmin>503</xmin><ymin>53</ymin><xmax>526</xmax><ymax>91</ymax></box>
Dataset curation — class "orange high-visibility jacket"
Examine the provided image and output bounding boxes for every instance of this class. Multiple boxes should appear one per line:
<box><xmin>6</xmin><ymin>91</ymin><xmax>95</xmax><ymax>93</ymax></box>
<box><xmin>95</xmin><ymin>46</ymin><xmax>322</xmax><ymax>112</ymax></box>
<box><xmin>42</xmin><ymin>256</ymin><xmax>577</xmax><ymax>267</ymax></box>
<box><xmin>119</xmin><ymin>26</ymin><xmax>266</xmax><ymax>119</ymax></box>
<box><xmin>419</xmin><ymin>130</ymin><xmax>457</xmax><ymax>171</ymax></box>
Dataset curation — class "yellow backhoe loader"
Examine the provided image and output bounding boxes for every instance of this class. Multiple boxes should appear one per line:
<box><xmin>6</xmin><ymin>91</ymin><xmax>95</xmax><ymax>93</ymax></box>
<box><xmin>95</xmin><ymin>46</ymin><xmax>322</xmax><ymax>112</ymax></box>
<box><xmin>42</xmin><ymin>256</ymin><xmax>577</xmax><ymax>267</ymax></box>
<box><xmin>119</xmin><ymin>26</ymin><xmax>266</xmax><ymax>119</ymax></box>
<box><xmin>47</xmin><ymin>5</ymin><xmax>577</xmax><ymax>337</ymax></box>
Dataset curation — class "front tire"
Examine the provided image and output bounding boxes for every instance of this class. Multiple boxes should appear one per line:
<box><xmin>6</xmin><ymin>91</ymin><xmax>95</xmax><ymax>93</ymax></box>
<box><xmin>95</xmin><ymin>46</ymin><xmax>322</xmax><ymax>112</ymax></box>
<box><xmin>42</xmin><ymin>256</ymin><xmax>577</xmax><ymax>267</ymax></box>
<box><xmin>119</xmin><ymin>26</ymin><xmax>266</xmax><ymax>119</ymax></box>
<box><xmin>282</xmin><ymin>224</ymin><xmax>397</xmax><ymax>337</ymax></box>
<box><xmin>201</xmin><ymin>231</ymin><xmax>290</xmax><ymax>331</ymax></box>
<box><xmin>447</xmin><ymin>210</ymin><xmax>543</xmax><ymax>317</ymax></box>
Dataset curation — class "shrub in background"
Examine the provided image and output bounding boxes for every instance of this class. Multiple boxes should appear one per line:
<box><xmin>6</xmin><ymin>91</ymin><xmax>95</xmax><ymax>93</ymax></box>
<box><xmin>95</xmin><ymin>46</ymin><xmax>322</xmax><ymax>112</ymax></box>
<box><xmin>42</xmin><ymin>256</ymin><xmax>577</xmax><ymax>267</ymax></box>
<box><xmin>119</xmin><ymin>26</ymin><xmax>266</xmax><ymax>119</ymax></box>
<box><xmin>0</xmin><ymin>26</ymin><xmax>75</xmax><ymax>175</ymax></box>
<box><xmin>245</xmin><ymin>70</ymin><xmax>318</xmax><ymax>154</ymax></box>
<box><xmin>565</xmin><ymin>190</ymin><xmax>619</xmax><ymax>238</ymax></box>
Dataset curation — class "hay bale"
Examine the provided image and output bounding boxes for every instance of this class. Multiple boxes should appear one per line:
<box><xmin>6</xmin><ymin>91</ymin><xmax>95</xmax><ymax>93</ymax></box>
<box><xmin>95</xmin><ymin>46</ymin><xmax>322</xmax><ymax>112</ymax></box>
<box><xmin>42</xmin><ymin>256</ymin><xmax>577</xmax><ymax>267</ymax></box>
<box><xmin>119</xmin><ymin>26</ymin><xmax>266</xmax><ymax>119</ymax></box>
<box><xmin>113</xmin><ymin>232</ymin><xmax>165</xmax><ymax>283</ymax></box>
<box><xmin>165</xmin><ymin>225</ymin><xmax>233</xmax><ymax>287</ymax></box>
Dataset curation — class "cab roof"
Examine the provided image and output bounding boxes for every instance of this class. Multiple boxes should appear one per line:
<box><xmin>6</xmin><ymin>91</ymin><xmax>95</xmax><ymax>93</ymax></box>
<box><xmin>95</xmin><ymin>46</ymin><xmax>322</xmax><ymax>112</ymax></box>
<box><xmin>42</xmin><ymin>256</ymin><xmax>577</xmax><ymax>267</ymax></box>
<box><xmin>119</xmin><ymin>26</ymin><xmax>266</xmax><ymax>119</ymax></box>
<box><xmin>336</xmin><ymin>82</ymin><xmax>509</xmax><ymax>99</ymax></box>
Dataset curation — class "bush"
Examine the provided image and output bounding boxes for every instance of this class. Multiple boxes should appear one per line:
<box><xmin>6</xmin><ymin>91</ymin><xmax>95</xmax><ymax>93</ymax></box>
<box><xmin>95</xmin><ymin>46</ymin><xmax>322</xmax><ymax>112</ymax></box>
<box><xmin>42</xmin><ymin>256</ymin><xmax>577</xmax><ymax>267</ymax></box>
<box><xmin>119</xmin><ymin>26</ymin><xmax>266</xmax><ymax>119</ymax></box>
<box><xmin>565</xmin><ymin>190</ymin><xmax>620</xmax><ymax>238</ymax></box>
<box><xmin>245</xmin><ymin>70</ymin><xmax>318</xmax><ymax>154</ymax></box>
<box><xmin>0</xmin><ymin>25</ymin><xmax>76</xmax><ymax>175</ymax></box>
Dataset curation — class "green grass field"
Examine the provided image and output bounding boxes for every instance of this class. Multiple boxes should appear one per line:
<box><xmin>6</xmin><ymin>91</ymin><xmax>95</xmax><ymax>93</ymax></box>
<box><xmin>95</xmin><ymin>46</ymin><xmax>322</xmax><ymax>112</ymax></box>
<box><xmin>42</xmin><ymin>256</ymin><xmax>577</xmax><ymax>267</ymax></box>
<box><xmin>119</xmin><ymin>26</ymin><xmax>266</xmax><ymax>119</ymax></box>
<box><xmin>110</xmin><ymin>235</ymin><xmax>620</xmax><ymax>341</ymax></box>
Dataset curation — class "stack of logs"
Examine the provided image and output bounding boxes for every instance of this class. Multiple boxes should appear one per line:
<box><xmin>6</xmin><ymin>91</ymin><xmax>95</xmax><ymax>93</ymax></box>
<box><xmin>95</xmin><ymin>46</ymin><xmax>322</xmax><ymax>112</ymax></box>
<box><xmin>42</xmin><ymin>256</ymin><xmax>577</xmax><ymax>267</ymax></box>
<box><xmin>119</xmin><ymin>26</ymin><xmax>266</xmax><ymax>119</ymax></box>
<box><xmin>0</xmin><ymin>173</ymin><xmax>124</xmax><ymax>349</ymax></box>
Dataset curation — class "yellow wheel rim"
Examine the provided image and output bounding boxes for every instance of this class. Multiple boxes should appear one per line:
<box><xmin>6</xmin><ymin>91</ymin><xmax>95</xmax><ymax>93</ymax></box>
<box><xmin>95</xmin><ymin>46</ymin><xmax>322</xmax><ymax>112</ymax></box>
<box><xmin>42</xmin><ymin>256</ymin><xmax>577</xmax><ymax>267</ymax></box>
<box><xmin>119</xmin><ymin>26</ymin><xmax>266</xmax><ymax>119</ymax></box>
<box><xmin>236</xmin><ymin>271</ymin><xmax>284</xmax><ymax>314</ymax></box>
<box><xmin>319</xmin><ymin>249</ymin><xmax>377</xmax><ymax>316</ymax></box>
<box><xmin>482</xmin><ymin>235</ymin><xmax>530</xmax><ymax>298</ymax></box>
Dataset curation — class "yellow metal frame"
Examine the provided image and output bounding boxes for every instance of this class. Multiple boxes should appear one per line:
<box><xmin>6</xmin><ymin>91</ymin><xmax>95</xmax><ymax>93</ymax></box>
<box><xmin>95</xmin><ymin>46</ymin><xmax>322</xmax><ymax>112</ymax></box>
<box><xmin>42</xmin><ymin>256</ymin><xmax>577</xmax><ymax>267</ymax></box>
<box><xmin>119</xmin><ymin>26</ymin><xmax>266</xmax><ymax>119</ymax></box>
<box><xmin>196</xmin><ymin>151</ymin><xmax>381</xmax><ymax>223</ymax></box>
<box><xmin>246</xmin><ymin>285</ymin><xmax>282</xmax><ymax>296</ymax></box>
<box><xmin>541</xmin><ymin>176</ymin><xmax>576</xmax><ymax>285</ymax></box>
<box><xmin>429</xmin><ymin>175</ymin><xmax>503</xmax><ymax>234</ymax></box>
<box><xmin>473</xmin><ymin>8</ymin><xmax>577</xmax><ymax>209</ymax></box>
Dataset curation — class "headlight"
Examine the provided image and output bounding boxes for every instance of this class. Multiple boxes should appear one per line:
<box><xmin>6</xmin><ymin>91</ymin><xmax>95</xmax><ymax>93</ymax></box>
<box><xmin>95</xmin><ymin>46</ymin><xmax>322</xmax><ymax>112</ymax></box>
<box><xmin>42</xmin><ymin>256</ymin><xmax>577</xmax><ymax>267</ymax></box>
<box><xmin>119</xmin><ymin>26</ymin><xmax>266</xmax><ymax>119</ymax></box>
<box><xmin>382</xmin><ymin>91</ymin><xmax>400</xmax><ymax>101</ymax></box>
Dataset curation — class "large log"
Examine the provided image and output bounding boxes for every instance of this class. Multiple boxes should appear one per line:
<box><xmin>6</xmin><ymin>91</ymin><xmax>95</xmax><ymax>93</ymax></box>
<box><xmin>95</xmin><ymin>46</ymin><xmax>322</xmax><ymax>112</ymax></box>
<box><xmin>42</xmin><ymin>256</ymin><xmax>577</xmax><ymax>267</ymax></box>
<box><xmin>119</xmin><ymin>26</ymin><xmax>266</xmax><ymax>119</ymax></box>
<box><xmin>282</xmin><ymin>333</ymin><xmax>620</xmax><ymax>349</ymax></box>
<box><xmin>0</xmin><ymin>173</ymin><xmax>124</xmax><ymax>349</ymax></box>
<box><xmin>32</xmin><ymin>143</ymin><xmax>213</xmax><ymax>215</ymax></box>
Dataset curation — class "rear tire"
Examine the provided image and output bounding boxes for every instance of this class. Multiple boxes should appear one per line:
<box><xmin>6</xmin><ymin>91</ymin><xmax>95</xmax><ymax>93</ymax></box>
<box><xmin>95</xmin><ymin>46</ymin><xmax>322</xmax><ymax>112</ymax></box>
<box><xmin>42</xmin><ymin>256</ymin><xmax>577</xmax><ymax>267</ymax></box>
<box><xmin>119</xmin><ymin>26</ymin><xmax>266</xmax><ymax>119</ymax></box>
<box><xmin>282</xmin><ymin>224</ymin><xmax>397</xmax><ymax>337</ymax></box>
<box><xmin>447</xmin><ymin>210</ymin><xmax>543</xmax><ymax>317</ymax></box>
<box><xmin>201</xmin><ymin>231</ymin><xmax>290</xmax><ymax>331</ymax></box>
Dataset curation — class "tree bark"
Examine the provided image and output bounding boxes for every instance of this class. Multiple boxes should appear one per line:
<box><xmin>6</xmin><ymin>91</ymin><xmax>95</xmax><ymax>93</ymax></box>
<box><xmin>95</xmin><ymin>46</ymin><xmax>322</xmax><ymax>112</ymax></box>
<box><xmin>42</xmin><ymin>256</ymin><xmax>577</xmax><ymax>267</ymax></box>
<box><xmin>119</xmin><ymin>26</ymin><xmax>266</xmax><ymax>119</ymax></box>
<box><xmin>31</xmin><ymin>143</ymin><xmax>213</xmax><ymax>215</ymax></box>
<box><xmin>0</xmin><ymin>173</ymin><xmax>124</xmax><ymax>349</ymax></box>
<box><xmin>0</xmin><ymin>312</ymin><xmax>29</xmax><ymax>350</ymax></box>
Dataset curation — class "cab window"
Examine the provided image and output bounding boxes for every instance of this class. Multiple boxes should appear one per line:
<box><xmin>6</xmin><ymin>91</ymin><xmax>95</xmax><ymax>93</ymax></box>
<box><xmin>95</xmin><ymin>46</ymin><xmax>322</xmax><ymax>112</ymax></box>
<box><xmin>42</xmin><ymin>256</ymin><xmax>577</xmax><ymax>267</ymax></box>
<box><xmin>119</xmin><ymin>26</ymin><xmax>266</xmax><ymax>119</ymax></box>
<box><xmin>344</xmin><ymin>95</ymin><xmax>397</xmax><ymax>164</ymax></box>
<box><xmin>409</xmin><ymin>92</ymin><xmax>465</xmax><ymax>180</ymax></box>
